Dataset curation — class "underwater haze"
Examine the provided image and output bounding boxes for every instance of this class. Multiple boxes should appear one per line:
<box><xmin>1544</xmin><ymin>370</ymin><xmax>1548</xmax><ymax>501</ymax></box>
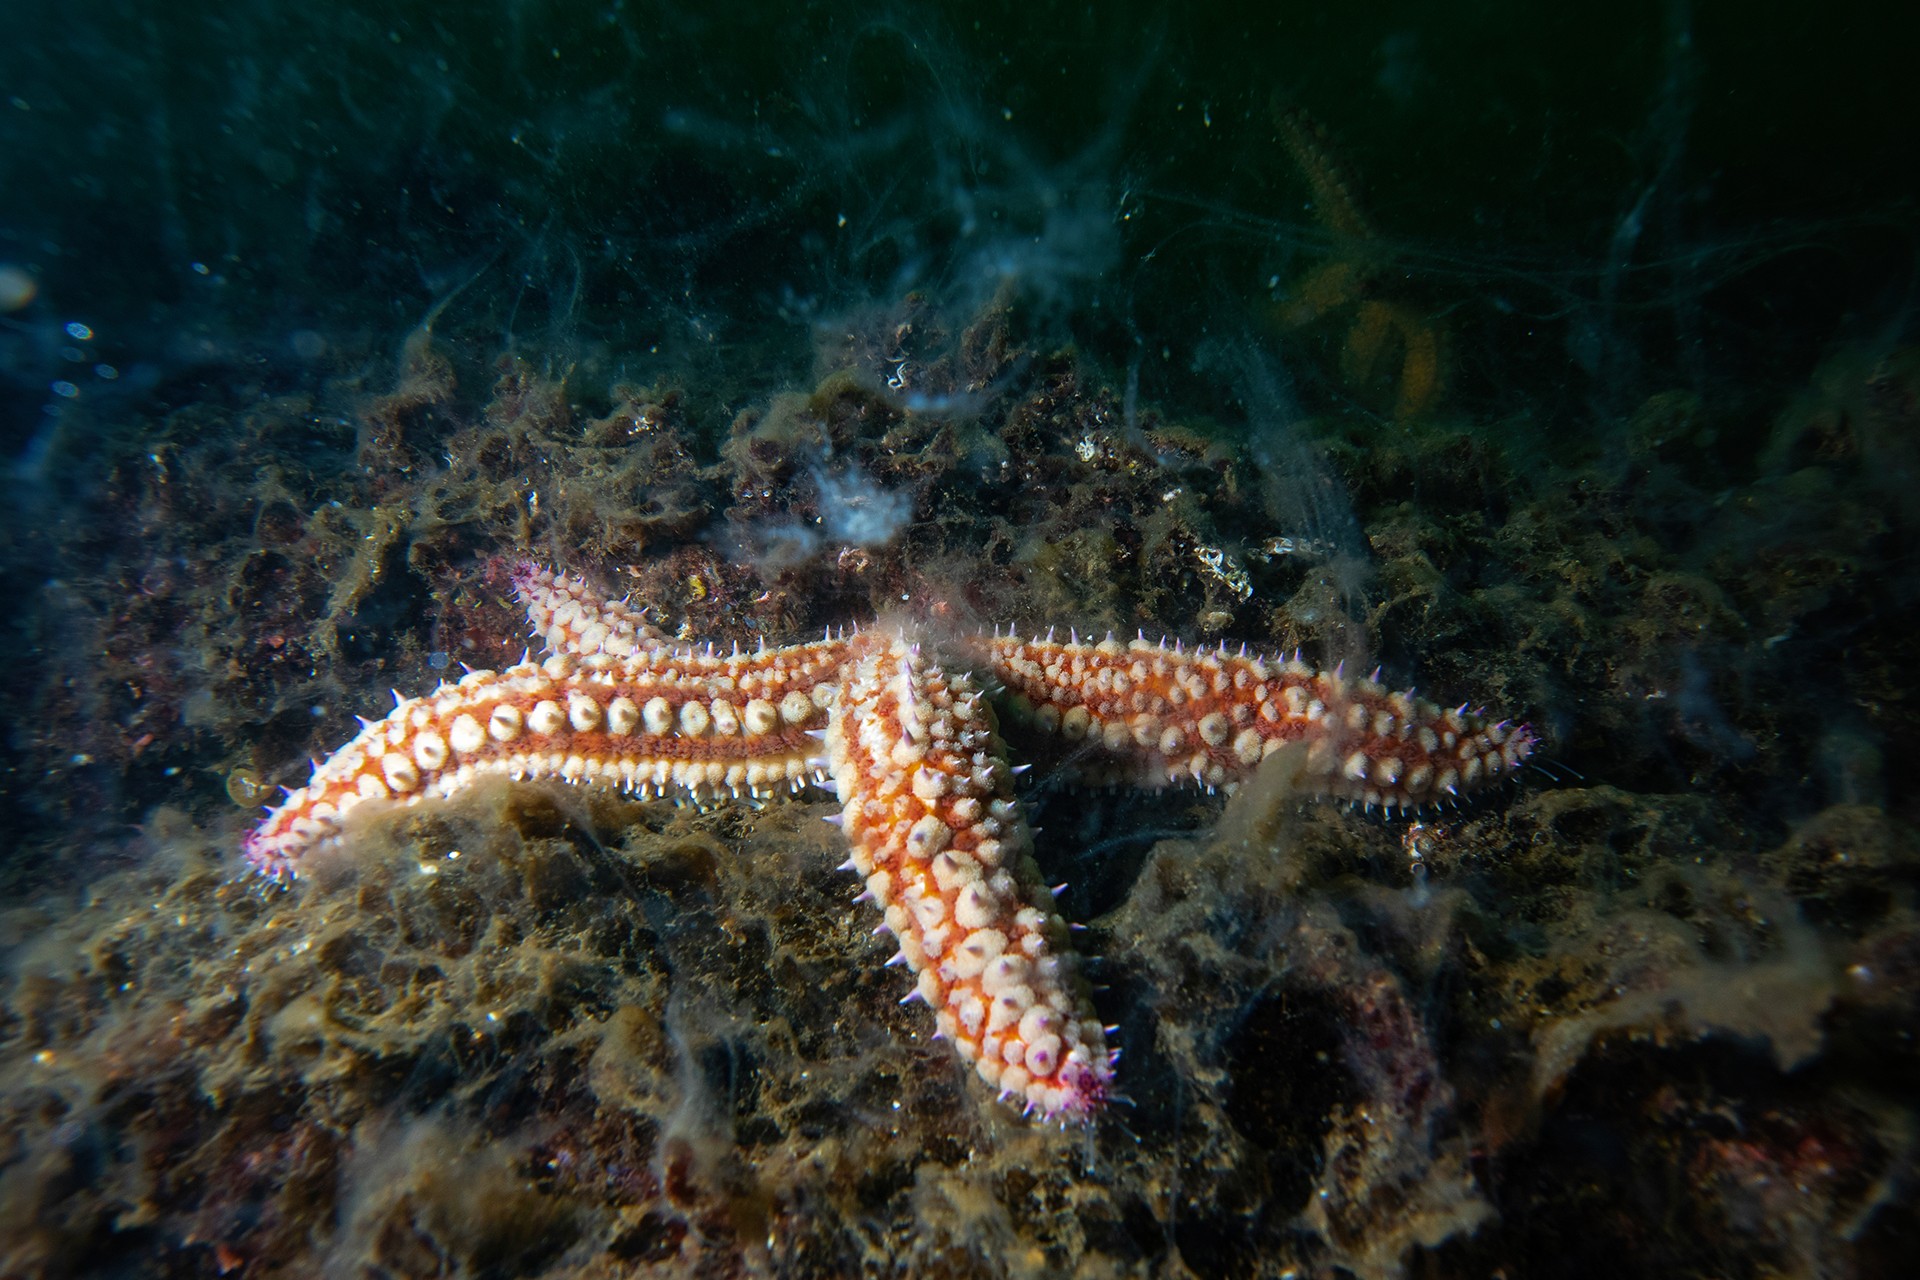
<box><xmin>1</xmin><ymin>0</ymin><xmax>1918</xmax><ymax>1276</ymax></box>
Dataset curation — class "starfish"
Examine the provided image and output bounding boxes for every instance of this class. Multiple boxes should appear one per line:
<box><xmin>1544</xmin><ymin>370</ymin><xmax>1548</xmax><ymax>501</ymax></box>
<box><xmin>244</xmin><ymin>563</ymin><xmax>1536</xmax><ymax>1122</ymax></box>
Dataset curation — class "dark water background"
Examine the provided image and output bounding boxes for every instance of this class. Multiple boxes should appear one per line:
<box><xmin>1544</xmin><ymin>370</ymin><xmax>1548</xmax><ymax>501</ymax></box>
<box><xmin>1</xmin><ymin>2</ymin><xmax>1917</xmax><ymax>1276</ymax></box>
<box><xmin>4</xmin><ymin>1</ymin><xmax>1913</xmax><ymax>442</ymax></box>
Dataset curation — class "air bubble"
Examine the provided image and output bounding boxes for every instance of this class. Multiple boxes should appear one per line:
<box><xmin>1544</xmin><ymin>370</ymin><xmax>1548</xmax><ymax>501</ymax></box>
<box><xmin>64</xmin><ymin>321</ymin><xmax>92</xmax><ymax>340</ymax></box>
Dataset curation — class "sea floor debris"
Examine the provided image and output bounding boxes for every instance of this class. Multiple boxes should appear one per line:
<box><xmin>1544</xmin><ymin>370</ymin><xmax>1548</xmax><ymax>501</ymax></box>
<box><xmin>3</xmin><ymin>311</ymin><xmax>1918</xmax><ymax>1275</ymax></box>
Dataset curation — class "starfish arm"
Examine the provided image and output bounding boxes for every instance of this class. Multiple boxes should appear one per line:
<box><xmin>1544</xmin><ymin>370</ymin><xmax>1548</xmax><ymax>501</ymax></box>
<box><xmin>970</xmin><ymin>633</ymin><xmax>1535</xmax><ymax>810</ymax></box>
<box><xmin>512</xmin><ymin>561</ymin><xmax>670</xmax><ymax>660</ymax></box>
<box><xmin>828</xmin><ymin>632</ymin><xmax>1114</xmax><ymax>1122</ymax></box>
<box><xmin>243</xmin><ymin>647</ymin><xmax>845</xmax><ymax>877</ymax></box>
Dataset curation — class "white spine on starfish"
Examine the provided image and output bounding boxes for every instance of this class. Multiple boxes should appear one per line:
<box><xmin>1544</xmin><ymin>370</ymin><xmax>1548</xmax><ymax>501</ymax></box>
<box><xmin>826</xmin><ymin>630</ymin><xmax>1113</xmax><ymax>1122</ymax></box>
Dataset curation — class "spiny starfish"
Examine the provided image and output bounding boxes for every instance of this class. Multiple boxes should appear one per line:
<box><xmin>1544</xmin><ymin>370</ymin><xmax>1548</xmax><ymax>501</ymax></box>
<box><xmin>244</xmin><ymin>563</ymin><xmax>1536</xmax><ymax>1122</ymax></box>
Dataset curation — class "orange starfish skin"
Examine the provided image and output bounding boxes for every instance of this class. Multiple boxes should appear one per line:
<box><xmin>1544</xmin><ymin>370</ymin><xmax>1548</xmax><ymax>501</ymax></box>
<box><xmin>244</xmin><ymin>564</ymin><xmax>857</xmax><ymax>875</ymax></box>
<box><xmin>969</xmin><ymin>631</ymin><xmax>1535</xmax><ymax>810</ymax></box>
<box><xmin>245</xmin><ymin>563</ymin><xmax>1533</xmax><ymax>1120</ymax></box>
<box><xmin>239</xmin><ymin>645</ymin><xmax>842</xmax><ymax>870</ymax></box>
<box><xmin>829</xmin><ymin>634</ymin><xmax>1111</xmax><ymax>1119</ymax></box>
